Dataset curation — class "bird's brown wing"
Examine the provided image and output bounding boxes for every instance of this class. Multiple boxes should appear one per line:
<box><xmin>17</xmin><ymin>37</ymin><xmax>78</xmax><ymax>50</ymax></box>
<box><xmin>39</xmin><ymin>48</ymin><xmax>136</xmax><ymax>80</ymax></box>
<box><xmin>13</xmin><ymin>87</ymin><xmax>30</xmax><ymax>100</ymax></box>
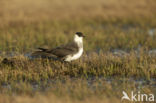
<box><xmin>47</xmin><ymin>42</ymin><xmax>78</xmax><ymax>58</ymax></box>
<box><xmin>32</xmin><ymin>42</ymin><xmax>78</xmax><ymax>59</ymax></box>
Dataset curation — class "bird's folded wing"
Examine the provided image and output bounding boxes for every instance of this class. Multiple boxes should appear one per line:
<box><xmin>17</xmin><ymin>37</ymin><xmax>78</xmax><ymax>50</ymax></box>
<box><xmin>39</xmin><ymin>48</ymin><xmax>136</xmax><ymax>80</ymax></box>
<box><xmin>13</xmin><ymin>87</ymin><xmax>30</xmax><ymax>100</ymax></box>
<box><xmin>32</xmin><ymin>42</ymin><xmax>79</xmax><ymax>58</ymax></box>
<box><xmin>48</xmin><ymin>46</ymin><xmax>78</xmax><ymax>57</ymax></box>
<box><xmin>46</xmin><ymin>42</ymin><xmax>79</xmax><ymax>57</ymax></box>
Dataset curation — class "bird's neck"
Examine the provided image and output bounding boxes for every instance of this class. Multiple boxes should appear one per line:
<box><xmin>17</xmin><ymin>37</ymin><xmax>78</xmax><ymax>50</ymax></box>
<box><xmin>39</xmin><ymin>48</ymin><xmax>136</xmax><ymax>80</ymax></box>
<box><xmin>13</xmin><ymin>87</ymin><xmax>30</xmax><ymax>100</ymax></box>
<box><xmin>74</xmin><ymin>36</ymin><xmax>83</xmax><ymax>49</ymax></box>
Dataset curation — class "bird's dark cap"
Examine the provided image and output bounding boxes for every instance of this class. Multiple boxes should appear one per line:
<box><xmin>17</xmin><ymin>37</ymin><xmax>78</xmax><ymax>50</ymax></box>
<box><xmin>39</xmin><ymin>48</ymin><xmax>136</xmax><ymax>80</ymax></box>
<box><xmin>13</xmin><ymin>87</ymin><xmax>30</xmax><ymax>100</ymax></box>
<box><xmin>75</xmin><ymin>32</ymin><xmax>85</xmax><ymax>37</ymax></box>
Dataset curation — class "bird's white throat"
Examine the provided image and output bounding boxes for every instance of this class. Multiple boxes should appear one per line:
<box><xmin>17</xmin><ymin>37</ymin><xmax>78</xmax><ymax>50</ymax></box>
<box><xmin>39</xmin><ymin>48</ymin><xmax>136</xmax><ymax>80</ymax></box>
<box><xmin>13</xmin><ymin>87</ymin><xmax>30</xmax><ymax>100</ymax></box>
<box><xmin>64</xmin><ymin>34</ymin><xmax>84</xmax><ymax>62</ymax></box>
<box><xmin>74</xmin><ymin>34</ymin><xmax>83</xmax><ymax>48</ymax></box>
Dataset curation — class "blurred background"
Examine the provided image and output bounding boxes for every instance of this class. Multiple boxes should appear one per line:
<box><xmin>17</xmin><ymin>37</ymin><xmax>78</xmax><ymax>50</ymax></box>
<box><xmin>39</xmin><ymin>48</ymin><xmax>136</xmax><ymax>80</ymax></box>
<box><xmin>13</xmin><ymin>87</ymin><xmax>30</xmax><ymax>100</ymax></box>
<box><xmin>0</xmin><ymin>0</ymin><xmax>156</xmax><ymax>23</ymax></box>
<box><xmin>0</xmin><ymin>0</ymin><xmax>156</xmax><ymax>53</ymax></box>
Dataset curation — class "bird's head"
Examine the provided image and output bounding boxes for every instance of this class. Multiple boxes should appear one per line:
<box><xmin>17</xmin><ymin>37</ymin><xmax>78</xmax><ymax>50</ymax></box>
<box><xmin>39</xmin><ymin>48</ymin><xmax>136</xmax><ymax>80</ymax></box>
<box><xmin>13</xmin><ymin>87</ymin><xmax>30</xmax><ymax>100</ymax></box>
<box><xmin>74</xmin><ymin>32</ymin><xmax>85</xmax><ymax>43</ymax></box>
<box><xmin>75</xmin><ymin>32</ymin><xmax>85</xmax><ymax>38</ymax></box>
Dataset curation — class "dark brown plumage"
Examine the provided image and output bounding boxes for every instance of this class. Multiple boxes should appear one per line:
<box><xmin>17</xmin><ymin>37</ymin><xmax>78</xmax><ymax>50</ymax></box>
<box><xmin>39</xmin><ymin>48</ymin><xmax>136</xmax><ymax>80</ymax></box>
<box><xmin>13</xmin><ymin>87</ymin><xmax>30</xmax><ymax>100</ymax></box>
<box><xmin>31</xmin><ymin>42</ymin><xmax>79</xmax><ymax>60</ymax></box>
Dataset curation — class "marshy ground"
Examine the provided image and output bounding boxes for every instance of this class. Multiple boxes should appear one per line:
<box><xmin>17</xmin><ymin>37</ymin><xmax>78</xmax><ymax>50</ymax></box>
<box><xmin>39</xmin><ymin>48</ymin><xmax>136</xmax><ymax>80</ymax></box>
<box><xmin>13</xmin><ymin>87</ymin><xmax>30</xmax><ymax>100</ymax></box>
<box><xmin>0</xmin><ymin>0</ymin><xmax>156</xmax><ymax>103</ymax></box>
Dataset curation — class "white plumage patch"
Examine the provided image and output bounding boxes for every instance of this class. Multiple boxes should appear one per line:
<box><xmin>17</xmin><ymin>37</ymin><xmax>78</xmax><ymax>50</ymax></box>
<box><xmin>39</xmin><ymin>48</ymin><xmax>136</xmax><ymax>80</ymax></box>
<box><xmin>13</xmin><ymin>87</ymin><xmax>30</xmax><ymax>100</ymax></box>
<box><xmin>65</xmin><ymin>34</ymin><xmax>83</xmax><ymax>62</ymax></box>
<box><xmin>65</xmin><ymin>48</ymin><xmax>83</xmax><ymax>62</ymax></box>
<box><xmin>74</xmin><ymin>34</ymin><xmax>83</xmax><ymax>47</ymax></box>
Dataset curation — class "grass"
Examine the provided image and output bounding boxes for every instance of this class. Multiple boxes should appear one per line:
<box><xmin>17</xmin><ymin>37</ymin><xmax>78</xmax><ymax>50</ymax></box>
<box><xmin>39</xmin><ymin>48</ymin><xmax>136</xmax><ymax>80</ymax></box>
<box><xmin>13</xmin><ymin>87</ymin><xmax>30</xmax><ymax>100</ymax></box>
<box><xmin>0</xmin><ymin>0</ymin><xmax>156</xmax><ymax>103</ymax></box>
<box><xmin>0</xmin><ymin>51</ymin><xmax>156</xmax><ymax>103</ymax></box>
<box><xmin>0</xmin><ymin>51</ymin><xmax>156</xmax><ymax>83</ymax></box>
<box><xmin>0</xmin><ymin>19</ymin><xmax>156</xmax><ymax>52</ymax></box>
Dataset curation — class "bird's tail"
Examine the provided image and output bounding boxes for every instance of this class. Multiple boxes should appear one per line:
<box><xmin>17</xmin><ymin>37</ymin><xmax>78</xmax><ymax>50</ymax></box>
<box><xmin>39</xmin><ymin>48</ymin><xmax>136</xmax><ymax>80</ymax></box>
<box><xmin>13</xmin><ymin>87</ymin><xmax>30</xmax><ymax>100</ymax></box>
<box><xmin>38</xmin><ymin>48</ymin><xmax>48</xmax><ymax>52</ymax></box>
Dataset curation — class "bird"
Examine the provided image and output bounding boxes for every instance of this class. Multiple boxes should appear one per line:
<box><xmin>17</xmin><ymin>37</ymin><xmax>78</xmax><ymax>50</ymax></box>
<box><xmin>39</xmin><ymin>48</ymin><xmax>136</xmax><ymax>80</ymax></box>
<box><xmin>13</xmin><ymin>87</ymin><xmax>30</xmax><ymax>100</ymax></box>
<box><xmin>31</xmin><ymin>32</ymin><xmax>85</xmax><ymax>62</ymax></box>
